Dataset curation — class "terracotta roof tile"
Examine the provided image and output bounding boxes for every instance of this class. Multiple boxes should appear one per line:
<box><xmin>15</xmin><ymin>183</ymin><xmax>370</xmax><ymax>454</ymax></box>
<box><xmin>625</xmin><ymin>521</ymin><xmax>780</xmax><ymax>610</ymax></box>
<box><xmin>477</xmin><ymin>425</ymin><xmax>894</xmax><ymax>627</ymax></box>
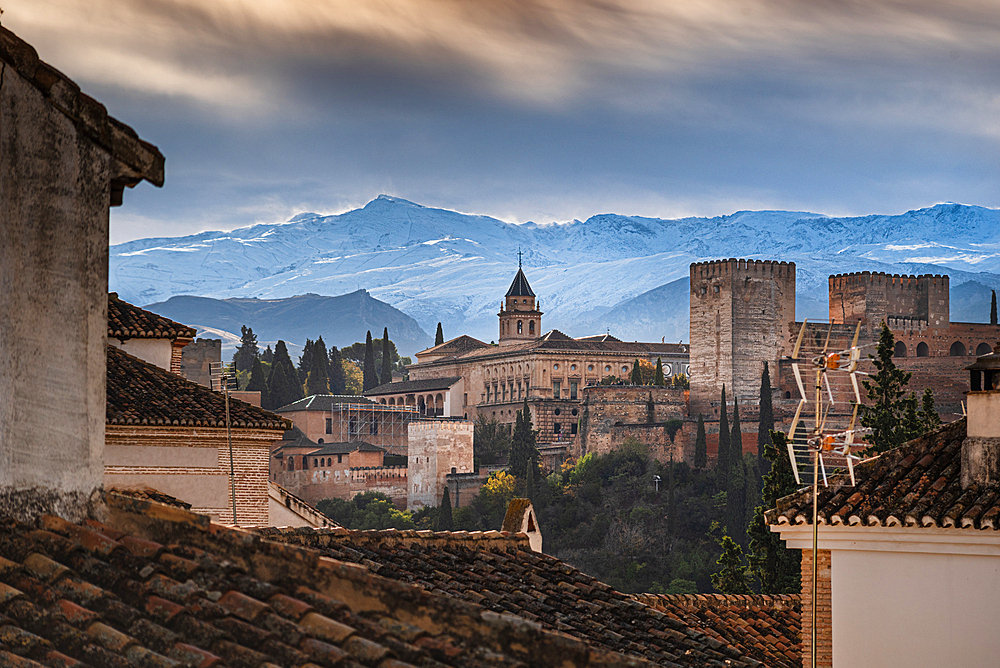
<box><xmin>107</xmin><ymin>345</ymin><xmax>289</xmax><ymax>430</ymax></box>
<box><xmin>766</xmin><ymin>419</ymin><xmax>1000</xmax><ymax>531</ymax></box>
<box><xmin>108</xmin><ymin>294</ymin><xmax>196</xmax><ymax>341</ymax></box>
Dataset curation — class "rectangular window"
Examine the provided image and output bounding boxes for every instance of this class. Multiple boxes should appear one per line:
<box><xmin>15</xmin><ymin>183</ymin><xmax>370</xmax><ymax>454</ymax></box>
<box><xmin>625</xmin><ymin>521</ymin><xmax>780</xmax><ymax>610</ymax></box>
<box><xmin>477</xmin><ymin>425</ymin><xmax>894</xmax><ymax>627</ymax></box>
<box><xmin>570</xmin><ymin>381</ymin><xmax>578</xmax><ymax>400</ymax></box>
<box><xmin>337</xmin><ymin>454</ymin><xmax>343</xmax><ymax>464</ymax></box>
<box><xmin>325</xmin><ymin>417</ymin><xmax>332</xmax><ymax>434</ymax></box>
<box><xmin>503</xmin><ymin>385</ymin><xmax>507</xmax><ymax>401</ymax></box>
<box><xmin>517</xmin><ymin>383</ymin><xmax>522</xmax><ymax>399</ymax></box>
<box><xmin>553</xmin><ymin>422</ymin><xmax>561</xmax><ymax>434</ymax></box>
<box><xmin>553</xmin><ymin>380</ymin><xmax>561</xmax><ymax>398</ymax></box>
<box><xmin>570</xmin><ymin>422</ymin><xmax>578</xmax><ymax>435</ymax></box>
<box><xmin>464</xmin><ymin>393</ymin><xmax>468</xmax><ymax>406</ymax></box>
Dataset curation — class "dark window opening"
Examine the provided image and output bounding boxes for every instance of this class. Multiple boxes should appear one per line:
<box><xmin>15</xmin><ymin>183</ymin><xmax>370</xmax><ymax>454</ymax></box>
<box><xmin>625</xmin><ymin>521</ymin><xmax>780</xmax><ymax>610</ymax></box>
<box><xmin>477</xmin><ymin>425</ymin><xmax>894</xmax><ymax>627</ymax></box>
<box><xmin>325</xmin><ymin>417</ymin><xmax>332</xmax><ymax>434</ymax></box>
<box><xmin>554</xmin><ymin>423</ymin><xmax>561</xmax><ymax>434</ymax></box>
<box><xmin>950</xmin><ymin>341</ymin><xmax>967</xmax><ymax>356</ymax></box>
<box><xmin>893</xmin><ymin>342</ymin><xmax>907</xmax><ymax>358</ymax></box>
<box><xmin>570</xmin><ymin>422</ymin><xmax>578</xmax><ymax>435</ymax></box>
<box><xmin>917</xmin><ymin>342</ymin><xmax>929</xmax><ymax>357</ymax></box>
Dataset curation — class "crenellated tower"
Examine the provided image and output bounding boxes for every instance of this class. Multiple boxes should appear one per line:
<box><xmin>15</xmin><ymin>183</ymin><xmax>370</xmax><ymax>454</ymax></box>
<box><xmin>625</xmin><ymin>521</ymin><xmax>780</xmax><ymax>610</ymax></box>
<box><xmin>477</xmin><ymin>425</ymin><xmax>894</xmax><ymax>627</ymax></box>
<box><xmin>829</xmin><ymin>272</ymin><xmax>949</xmax><ymax>331</ymax></box>
<box><xmin>499</xmin><ymin>257</ymin><xmax>542</xmax><ymax>346</ymax></box>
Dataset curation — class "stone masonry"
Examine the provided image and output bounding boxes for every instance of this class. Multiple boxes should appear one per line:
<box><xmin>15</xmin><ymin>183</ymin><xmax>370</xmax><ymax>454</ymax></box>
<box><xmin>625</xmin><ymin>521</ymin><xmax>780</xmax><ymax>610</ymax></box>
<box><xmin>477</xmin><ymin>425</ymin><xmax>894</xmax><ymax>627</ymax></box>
<box><xmin>407</xmin><ymin>420</ymin><xmax>475</xmax><ymax>510</ymax></box>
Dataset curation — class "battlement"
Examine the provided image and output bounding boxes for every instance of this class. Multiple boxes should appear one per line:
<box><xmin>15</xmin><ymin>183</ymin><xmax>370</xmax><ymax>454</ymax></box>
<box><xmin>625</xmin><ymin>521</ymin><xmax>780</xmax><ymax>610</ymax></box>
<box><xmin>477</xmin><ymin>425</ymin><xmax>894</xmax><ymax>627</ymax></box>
<box><xmin>408</xmin><ymin>420</ymin><xmax>473</xmax><ymax>433</ymax></box>
<box><xmin>350</xmin><ymin>466</ymin><xmax>408</xmax><ymax>482</ymax></box>
<box><xmin>690</xmin><ymin>258</ymin><xmax>795</xmax><ymax>279</ymax></box>
<box><xmin>829</xmin><ymin>272</ymin><xmax>948</xmax><ymax>289</ymax></box>
<box><xmin>829</xmin><ymin>271</ymin><xmax>949</xmax><ymax>327</ymax></box>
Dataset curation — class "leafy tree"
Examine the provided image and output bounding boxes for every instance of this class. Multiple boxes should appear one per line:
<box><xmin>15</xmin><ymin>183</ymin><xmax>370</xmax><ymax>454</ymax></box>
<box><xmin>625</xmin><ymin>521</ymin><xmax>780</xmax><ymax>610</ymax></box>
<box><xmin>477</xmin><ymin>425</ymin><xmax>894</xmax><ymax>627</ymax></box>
<box><xmin>747</xmin><ymin>430</ymin><xmax>801</xmax><ymax>594</ymax></box>
<box><xmin>435</xmin><ymin>322</ymin><xmax>444</xmax><ymax>346</ymax></box>
<box><xmin>233</xmin><ymin>326</ymin><xmax>259</xmax><ymax>373</ymax></box>
<box><xmin>646</xmin><ymin>392</ymin><xmax>655</xmax><ymax>424</ymax></box>
<box><xmin>509</xmin><ymin>399</ymin><xmax>540</xmax><ymax>479</ymax></box>
<box><xmin>993</xmin><ymin>290</ymin><xmax>998</xmax><ymax>326</ymax></box>
<box><xmin>694</xmin><ymin>415</ymin><xmax>707</xmax><ymax>469</ymax></box>
<box><xmin>474</xmin><ymin>413</ymin><xmax>511</xmax><ymax>466</ymax></box>
<box><xmin>918</xmin><ymin>388</ymin><xmax>942</xmax><ymax>433</ymax></box>
<box><xmin>381</xmin><ymin>327</ymin><xmax>393</xmax><ymax>385</ymax></box>
<box><xmin>630</xmin><ymin>359</ymin><xmax>642</xmax><ymax>385</ymax></box>
<box><xmin>671</xmin><ymin>372</ymin><xmax>690</xmax><ymax>389</ymax></box>
<box><xmin>261</xmin><ymin>345</ymin><xmax>274</xmax><ymax>364</ymax></box>
<box><xmin>343</xmin><ymin>337</ymin><xmax>407</xmax><ymax>379</ymax></box>
<box><xmin>342</xmin><ymin>360</ymin><xmax>363</xmax><ymax>395</ymax></box>
<box><xmin>246</xmin><ymin>357</ymin><xmax>269</xmax><ymax>407</ymax></box>
<box><xmin>362</xmin><ymin>331</ymin><xmax>379</xmax><ymax>391</ymax></box>
<box><xmin>653</xmin><ymin>358</ymin><xmax>666</xmax><ymax>386</ymax></box>
<box><xmin>717</xmin><ymin>385</ymin><xmax>731</xmax><ymax>490</ymax></box>
<box><xmin>758</xmin><ymin>362</ymin><xmax>774</xmax><ymax>477</ymax></box>
<box><xmin>328</xmin><ymin>346</ymin><xmax>347</xmax><ymax>394</ymax></box>
<box><xmin>316</xmin><ymin>491</ymin><xmax>415</xmax><ymax>529</ymax></box>
<box><xmin>860</xmin><ymin>323</ymin><xmax>913</xmax><ymax>454</ymax></box>
<box><xmin>306</xmin><ymin>337</ymin><xmax>330</xmax><ymax>396</ymax></box>
<box><xmin>711</xmin><ymin>523</ymin><xmax>752</xmax><ymax>594</ymax></box>
<box><xmin>435</xmin><ymin>487</ymin><xmax>454</xmax><ymax>531</ymax></box>
<box><xmin>265</xmin><ymin>340</ymin><xmax>303</xmax><ymax>409</ymax></box>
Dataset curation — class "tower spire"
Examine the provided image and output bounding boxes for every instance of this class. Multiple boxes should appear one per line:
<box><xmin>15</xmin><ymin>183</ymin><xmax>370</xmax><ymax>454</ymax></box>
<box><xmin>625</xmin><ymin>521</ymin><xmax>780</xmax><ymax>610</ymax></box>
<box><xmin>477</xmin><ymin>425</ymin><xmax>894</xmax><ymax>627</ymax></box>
<box><xmin>518</xmin><ymin>247</ymin><xmax>523</xmax><ymax>268</ymax></box>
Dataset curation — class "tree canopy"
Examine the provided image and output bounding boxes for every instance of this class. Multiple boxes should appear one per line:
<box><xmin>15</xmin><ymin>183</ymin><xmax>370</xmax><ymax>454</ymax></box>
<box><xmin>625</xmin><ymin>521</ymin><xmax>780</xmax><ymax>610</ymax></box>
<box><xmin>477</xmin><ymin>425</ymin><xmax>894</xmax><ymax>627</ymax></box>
<box><xmin>233</xmin><ymin>325</ymin><xmax>259</xmax><ymax>373</ymax></box>
<box><xmin>509</xmin><ymin>399</ymin><xmax>540</xmax><ymax>479</ymax></box>
<box><xmin>860</xmin><ymin>323</ymin><xmax>914</xmax><ymax>454</ymax></box>
<box><xmin>265</xmin><ymin>340</ymin><xmax>303</xmax><ymax>409</ymax></box>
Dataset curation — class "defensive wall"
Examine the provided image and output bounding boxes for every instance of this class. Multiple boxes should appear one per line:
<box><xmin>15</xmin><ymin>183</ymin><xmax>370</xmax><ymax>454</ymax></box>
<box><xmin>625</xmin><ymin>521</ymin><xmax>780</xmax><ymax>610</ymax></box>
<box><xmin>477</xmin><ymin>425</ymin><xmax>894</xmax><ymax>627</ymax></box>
<box><xmin>578</xmin><ymin>385</ymin><xmax>688</xmax><ymax>458</ymax></box>
<box><xmin>179</xmin><ymin>338</ymin><xmax>221</xmax><ymax>388</ymax></box>
<box><xmin>829</xmin><ymin>272</ymin><xmax>949</xmax><ymax>329</ymax></box>
<box><xmin>407</xmin><ymin>420</ymin><xmax>476</xmax><ymax>510</ymax></box>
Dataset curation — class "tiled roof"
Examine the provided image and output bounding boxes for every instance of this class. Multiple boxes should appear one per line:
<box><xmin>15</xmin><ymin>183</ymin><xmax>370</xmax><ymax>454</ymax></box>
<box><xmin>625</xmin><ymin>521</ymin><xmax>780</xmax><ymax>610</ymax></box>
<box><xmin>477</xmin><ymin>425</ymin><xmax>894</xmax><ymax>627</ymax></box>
<box><xmin>0</xmin><ymin>27</ymin><xmax>164</xmax><ymax>188</ymax></box>
<box><xmin>631</xmin><ymin>594</ymin><xmax>801</xmax><ymax>668</ymax></box>
<box><xmin>415</xmin><ymin>335</ymin><xmax>490</xmax><ymax>358</ymax></box>
<box><xmin>505</xmin><ymin>268</ymin><xmax>535</xmax><ymax>297</ymax></box>
<box><xmin>108</xmin><ymin>294</ymin><xmax>196</xmax><ymax>341</ymax></box>
<box><xmin>274</xmin><ymin>395</ymin><xmax>372</xmax><ymax>413</ymax></box>
<box><xmin>311</xmin><ymin>442</ymin><xmax>385</xmax><ymax>456</ymax></box>
<box><xmin>364</xmin><ymin>377</ymin><xmax>461</xmax><ymax>396</ymax></box>
<box><xmin>766</xmin><ymin>419</ymin><xmax>1000</xmax><ymax>531</ymax></box>
<box><xmin>107</xmin><ymin>345</ymin><xmax>289</xmax><ymax>430</ymax></box>
<box><xmin>256</xmin><ymin>527</ymin><xmax>765</xmax><ymax>666</ymax></box>
<box><xmin>0</xmin><ymin>492</ymin><xmax>657</xmax><ymax>667</ymax></box>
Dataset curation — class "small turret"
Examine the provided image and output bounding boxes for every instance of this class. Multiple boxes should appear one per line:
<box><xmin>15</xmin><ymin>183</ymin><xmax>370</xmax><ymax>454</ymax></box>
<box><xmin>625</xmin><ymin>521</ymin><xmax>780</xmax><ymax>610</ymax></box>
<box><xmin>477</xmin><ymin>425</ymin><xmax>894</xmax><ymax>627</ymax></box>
<box><xmin>498</xmin><ymin>254</ymin><xmax>542</xmax><ymax>345</ymax></box>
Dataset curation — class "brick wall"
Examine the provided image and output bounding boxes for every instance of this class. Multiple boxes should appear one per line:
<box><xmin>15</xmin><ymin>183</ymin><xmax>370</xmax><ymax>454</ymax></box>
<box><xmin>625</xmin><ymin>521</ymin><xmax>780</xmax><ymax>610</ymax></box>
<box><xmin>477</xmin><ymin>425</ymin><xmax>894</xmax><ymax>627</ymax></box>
<box><xmin>178</xmin><ymin>339</ymin><xmax>220</xmax><ymax>388</ymax></box>
<box><xmin>407</xmin><ymin>420</ymin><xmax>474</xmax><ymax>510</ymax></box>
<box><xmin>579</xmin><ymin>385</ymin><xmax>687</xmax><ymax>456</ymax></box>
<box><xmin>800</xmin><ymin>548</ymin><xmax>832</xmax><ymax>668</ymax></box>
<box><xmin>349</xmin><ymin>467</ymin><xmax>408</xmax><ymax>509</ymax></box>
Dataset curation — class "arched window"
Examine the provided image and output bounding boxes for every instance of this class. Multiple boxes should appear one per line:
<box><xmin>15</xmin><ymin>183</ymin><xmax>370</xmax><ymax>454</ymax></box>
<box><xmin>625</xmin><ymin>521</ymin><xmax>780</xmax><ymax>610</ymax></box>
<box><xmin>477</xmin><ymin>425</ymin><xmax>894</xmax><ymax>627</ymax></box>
<box><xmin>916</xmin><ymin>342</ymin><xmax>929</xmax><ymax>357</ymax></box>
<box><xmin>517</xmin><ymin>320</ymin><xmax>523</xmax><ymax>334</ymax></box>
<box><xmin>303</xmin><ymin>456</ymin><xmax>309</xmax><ymax>469</ymax></box>
<box><xmin>288</xmin><ymin>457</ymin><xmax>295</xmax><ymax>471</ymax></box>
<box><xmin>529</xmin><ymin>320</ymin><xmax>535</xmax><ymax>334</ymax></box>
<box><xmin>950</xmin><ymin>341</ymin><xmax>967</xmax><ymax>356</ymax></box>
<box><xmin>977</xmin><ymin>342</ymin><xmax>993</xmax><ymax>356</ymax></box>
<box><xmin>785</xmin><ymin>391</ymin><xmax>792</xmax><ymax>399</ymax></box>
<box><xmin>893</xmin><ymin>342</ymin><xmax>906</xmax><ymax>358</ymax></box>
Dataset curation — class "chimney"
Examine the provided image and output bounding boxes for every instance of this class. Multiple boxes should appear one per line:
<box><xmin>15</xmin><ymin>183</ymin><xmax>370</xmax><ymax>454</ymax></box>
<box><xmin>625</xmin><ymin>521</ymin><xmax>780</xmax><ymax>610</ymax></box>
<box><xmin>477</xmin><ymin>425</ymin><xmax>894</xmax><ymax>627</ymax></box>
<box><xmin>961</xmin><ymin>344</ymin><xmax>1000</xmax><ymax>488</ymax></box>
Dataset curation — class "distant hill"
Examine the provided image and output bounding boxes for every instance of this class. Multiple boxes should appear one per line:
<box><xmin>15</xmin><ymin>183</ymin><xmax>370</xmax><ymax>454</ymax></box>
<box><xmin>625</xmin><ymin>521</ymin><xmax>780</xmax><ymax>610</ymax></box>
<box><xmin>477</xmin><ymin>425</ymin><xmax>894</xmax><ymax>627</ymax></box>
<box><xmin>146</xmin><ymin>290</ymin><xmax>432</xmax><ymax>358</ymax></box>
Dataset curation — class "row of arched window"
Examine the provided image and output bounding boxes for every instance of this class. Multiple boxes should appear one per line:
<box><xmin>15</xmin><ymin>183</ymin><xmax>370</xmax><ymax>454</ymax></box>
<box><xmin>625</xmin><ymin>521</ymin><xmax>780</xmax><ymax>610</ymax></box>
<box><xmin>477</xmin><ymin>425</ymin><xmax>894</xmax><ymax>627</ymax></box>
<box><xmin>284</xmin><ymin>453</ymin><xmax>344</xmax><ymax>471</ymax></box>
<box><xmin>893</xmin><ymin>341</ymin><xmax>993</xmax><ymax>358</ymax></box>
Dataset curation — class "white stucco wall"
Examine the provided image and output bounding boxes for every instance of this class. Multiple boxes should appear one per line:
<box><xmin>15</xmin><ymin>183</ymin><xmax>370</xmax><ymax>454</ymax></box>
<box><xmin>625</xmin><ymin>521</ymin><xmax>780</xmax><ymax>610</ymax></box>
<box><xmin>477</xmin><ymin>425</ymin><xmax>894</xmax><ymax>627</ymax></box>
<box><xmin>111</xmin><ymin>338</ymin><xmax>173</xmax><ymax>372</ymax></box>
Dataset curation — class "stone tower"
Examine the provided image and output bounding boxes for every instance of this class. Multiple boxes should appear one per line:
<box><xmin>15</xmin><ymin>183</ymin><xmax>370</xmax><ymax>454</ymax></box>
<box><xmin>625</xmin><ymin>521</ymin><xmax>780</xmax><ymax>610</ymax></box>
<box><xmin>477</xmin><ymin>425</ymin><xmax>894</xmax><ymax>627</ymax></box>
<box><xmin>499</xmin><ymin>259</ymin><xmax>542</xmax><ymax>346</ymax></box>
<box><xmin>828</xmin><ymin>272</ymin><xmax>949</xmax><ymax>331</ymax></box>
<box><xmin>689</xmin><ymin>259</ymin><xmax>796</xmax><ymax>414</ymax></box>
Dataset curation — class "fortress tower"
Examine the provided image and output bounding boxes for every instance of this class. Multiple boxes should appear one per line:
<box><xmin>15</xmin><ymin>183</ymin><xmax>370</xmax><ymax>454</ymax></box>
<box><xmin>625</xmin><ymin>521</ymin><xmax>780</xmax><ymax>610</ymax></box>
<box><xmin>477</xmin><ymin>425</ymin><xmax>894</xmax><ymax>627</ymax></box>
<box><xmin>829</xmin><ymin>272</ymin><xmax>949</xmax><ymax>331</ymax></box>
<box><xmin>689</xmin><ymin>259</ymin><xmax>795</xmax><ymax>414</ymax></box>
<box><xmin>498</xmin><ymin>258</ymin><xmax>542</xmax><ymax>346</ymax></box>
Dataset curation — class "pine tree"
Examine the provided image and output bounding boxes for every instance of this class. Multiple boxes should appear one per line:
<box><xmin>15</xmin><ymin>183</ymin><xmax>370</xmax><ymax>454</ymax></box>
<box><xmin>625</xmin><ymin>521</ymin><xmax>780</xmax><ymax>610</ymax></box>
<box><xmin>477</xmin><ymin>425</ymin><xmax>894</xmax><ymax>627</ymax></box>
<box><xmin>711</xmin><ymin>525</ymin><xmax>752</xmax><ymax>594</ymax></box>
<box><xmin>246</xmin><ymin>357</ymin><xmax>269</xmax><ymax>408</ymax></box>
<box><xmin>646</xmin><ymin>392</ymin><xmax>655</xmax><ymax>424</ymax></box>
<box><xmin>266</xmin><ymin>341</ymin><xmax>303</xmax><ymax>410</ymax></box>
<box><xmin>261</xmin><ymin>345</ymin><xmax>274</xmax><ymax>364</ymax></box>
<box><xmin>362</xmin><ymin>331</ymin><xmax>379</xmax><ymax>391</ymax></box>
<box><xmin>694</xmin><ymin>414</ymin><xmax>707</xmax><ymax>469</ymax></box>
<box><xmin>900</xmin><ymin>392</ymin><xmax>922</xmax><ymax>442</ymax></box>
<box><xmin>918</xmin><ymin>388</ymin><xmax>942</xmax><ymax>433</ymax></box>
<box><xmin>435</xmin><ymin>487</ymin><xmax>454</xmax><ymax>531</ymax></box>
<box><xmin>328</xmin><ymin>346</ymin><xmax>347</xmax><ymax>395</ymax></box>
<box><xmin>860</xmin><ymin>323</ymin><xmax>913</xmax><ymax>454</ymax></box>
<box><xmin>758</xmin><ymin>362</ymin><xmax>774</xmax><ymax>477</ymax></box>
<box><xmin>381</xmin><ymin>328</ymin><xmax>393</xmax><ymax>385</ymax></box>
<box><xmin>630</xmin><ymin>359</ymin><xmax>642</xmax><ymax>385</ymax></box>
<box><xmin>297</xmin><ymin>339</ymin><xmax>315</xmax><ymax>386</ymax></box>
<box><xmin>233</xmin><ymin>326</ymin><xmax>259</xmax><ymax>373</ymax></box>
<box><xmin>509</xmin><ymin>399</ymin><xmax>540</xmax><ymax>478</ymax></box>
<box><xmin>653</xmin><ymin>358</ymin><xmax>666</xmax><ymax>386</ymax></box>
<box><xmin>992</xmin><ymin>290</ymin><xmax>998</xmax><ymax>326</ymax></box>
<box><xmin>748</xmin><ymin>431</ymin><xmax>802</xmax><ymax>594</ymax></box>
<box><xmin>717</xmin><ymin>385</ymin><xmax>731</xmax><ymax>491</ymax></box>
<box><xmin>435</xmin><ymin>322</ymin><xmax>444</xmax><ymax>346</ymax></box>
<box><xmin>306</xmin><ymin>337</ymin><xmax>330</xmax><ymax>396</ymax></box>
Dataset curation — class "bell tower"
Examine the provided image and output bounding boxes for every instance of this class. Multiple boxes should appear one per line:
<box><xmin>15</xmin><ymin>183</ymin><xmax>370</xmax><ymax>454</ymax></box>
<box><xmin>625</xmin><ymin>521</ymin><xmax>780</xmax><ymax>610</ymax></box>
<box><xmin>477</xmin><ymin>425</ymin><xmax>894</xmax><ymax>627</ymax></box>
<box><xmin>499</xmin><ymin>252</ymin><xmax>542</xmax><ymax>345</ymax></box>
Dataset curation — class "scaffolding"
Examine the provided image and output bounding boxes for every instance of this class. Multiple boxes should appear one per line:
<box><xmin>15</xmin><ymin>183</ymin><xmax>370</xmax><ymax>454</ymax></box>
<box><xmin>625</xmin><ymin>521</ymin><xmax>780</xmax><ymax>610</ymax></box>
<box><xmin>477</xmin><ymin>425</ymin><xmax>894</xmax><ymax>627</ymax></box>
<box><xmin>332</xmin><ymin>402</ymin><xmax>420</xmax><ymax>457</ymax></box>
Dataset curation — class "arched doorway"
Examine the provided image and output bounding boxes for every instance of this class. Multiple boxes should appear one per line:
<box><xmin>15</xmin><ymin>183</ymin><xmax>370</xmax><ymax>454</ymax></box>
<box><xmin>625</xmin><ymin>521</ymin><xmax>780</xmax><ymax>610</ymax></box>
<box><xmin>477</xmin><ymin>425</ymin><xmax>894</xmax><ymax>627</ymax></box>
<box><xmin>916</xmin><ymin>342</ymin><xmax>929</xmax><ymax>357</ymax></box>
<box><xmin>894</xmin><ymin>342</ymin><xmax>907</xmax><ymax>358</ymax></box>
<box><xmin>977</xmin><ymin>342</ymin><xmax>993</xmax><ymax>356</ymax></box>
<box><xmin>950</xmin><ymin>341</ymin><xmax>967</xmax><ymax>356</ymax></box>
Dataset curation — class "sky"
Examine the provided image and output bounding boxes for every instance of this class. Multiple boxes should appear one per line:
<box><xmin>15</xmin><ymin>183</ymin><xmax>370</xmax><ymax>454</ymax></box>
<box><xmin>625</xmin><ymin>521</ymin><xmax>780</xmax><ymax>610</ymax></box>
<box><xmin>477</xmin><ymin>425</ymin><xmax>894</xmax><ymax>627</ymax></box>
<box><xmin>5</xmin><ymin>0</ymin><xmax>1000</xmax><ymax>244</ymax></box>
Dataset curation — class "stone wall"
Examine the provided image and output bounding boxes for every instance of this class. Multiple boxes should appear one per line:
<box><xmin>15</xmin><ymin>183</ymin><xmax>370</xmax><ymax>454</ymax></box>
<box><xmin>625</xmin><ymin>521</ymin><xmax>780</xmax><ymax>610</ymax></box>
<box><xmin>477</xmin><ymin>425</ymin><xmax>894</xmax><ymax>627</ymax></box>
<box><xmin>407</xmin><ymin>420</ymin><xmax>475</xmax><ymax>510</ymax></box>
<box><xmin>829</xmin><ymin>272</ymin><xmax>950</xmax><ymax>328</ymax></box>
<box><xmin>579</xmin><ymin>385</ymin><xmax>688</xmax><ymax>458</ymax></box>
<box><xmin>179</xmin><ymin>339</ymin><xmax>221</xmax><ymax>388</ymax></box>
<box><xmin>349</xmin><ymin>467</ymin><xmax>408</xmax><ymax>509</ymax></box>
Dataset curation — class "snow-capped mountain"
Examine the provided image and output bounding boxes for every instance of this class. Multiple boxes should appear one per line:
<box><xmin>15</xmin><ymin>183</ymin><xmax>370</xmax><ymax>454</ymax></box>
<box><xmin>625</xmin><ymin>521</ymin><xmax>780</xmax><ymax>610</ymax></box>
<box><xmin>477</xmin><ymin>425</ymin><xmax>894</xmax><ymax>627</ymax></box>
<box><xmin>110</xmin><ymin>196</ymin><xmax>1000</xmax><ymax>347</ymax></box>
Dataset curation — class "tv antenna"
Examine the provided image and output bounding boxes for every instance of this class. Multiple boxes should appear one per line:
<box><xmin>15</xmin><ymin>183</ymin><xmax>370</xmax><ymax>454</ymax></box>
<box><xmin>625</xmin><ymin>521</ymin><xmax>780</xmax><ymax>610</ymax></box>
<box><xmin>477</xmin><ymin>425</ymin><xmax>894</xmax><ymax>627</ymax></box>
<box><xmin>210</xmin><ymin>361</ymin><xmax>240</xmax><ymax>525</ymax></box>
<box><xmin>786</xmin><ymin>319</ymin><xmax>871</xmax><ymax>668</ymax></box>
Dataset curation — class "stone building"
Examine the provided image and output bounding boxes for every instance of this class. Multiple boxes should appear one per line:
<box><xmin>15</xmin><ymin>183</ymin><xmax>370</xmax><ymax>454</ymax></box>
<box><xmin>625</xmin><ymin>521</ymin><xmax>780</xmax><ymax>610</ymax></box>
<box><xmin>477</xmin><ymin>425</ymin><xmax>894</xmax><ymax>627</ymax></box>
<box><xmin>405</xmin><ymin>265</ymin><xmax>690</xmax><ymax>461</ymax></box>
<box><xmin>179</xmin><ymin>338</ymin><xmax>222</xmax><ymax>387</ymax></box>
<box><xmin>0</xmin><ymin>25</ymin><xmax>164</xmax><ymax>521</ymax></box>
<box><xmin>408</xmin><ymin>420</ymin><xmax>477</xmax><ymax>510</ymax></box>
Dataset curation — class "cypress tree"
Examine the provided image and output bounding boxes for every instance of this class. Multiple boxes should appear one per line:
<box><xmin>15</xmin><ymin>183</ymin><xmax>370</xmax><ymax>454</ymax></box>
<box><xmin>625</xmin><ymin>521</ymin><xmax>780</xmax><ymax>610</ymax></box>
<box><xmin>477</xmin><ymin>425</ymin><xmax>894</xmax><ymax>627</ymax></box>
<box><xmin>435</xmin><ymin>487</ymin><xmax>454</xmax><ymax>531</ymax></box>
<box><xmin>711</xmin><ymin>527</ymin><xmax>752</xmax><ymax>594</ymax></box>
<box><xmin>725</xmin><ymin>452</ymin><xmax>746</xmax><ymax>546</ymax></box>
<box><xmin>630</xmin><ymin>359</ymin><xmax>642</xmax><ymax>385</ymax></box>
<box><xmin>992</xmin><ymin>290</ymin><xmax>998</xmax><ymax>326</ymax></box>
<box><xmin>246</xmin><ymin>357</ymin><xmax>269</xmax><ymax>408</ymax></box>
<box><xmin>743</xmin><ymin>456</ymin><xmax>760</xmax><ymax>540</ymax></box>
<box><xmin>694</xmin><ymin>414</ymin><xmax>707</xmax><ymax>469</ymax></box>
<box><xmin>653</xmin><ymin>358</ymin><xmax>666</xmax><ymax>386</ymax></box>
<box><xmin>362</xmin><ymin>331</ymin><xmax>379</xmax><ymax>391</ymax></box>
<box><xmin>509</xmin><ymin>399</ymin><xmax>540</xmax><ymax>478</ymax></box>
<box><xmin>435</xmin><ymin>322</ymin><xmax>445</xmax><ymax>346</ymax></box>
<box><xmin>646</xmin><ymin>392</ymin><xmax>655</xmax><ymax>424</ymax></box>
<box><xmin>381</xmin><ymin>328</ymin><xmax>393</xmax><ymax>386</ymax></box>
<box><xmin>261</xmin><ymin>345</ymin><xmax>274</xmax><ymax>364</ymax></box>
<box><xmin>748</xmin><ymin>431</ymin><xmax>802</xmax><ymax>594</ymax></box>
<box><xmin>266</xmin><ymin>341</ymin><xmax>303</xmax><ymax>410</ymax></box>
<box><xmin>233</xmin><ymin>326</ymin><xmax>259</xmax><ymax>373</ymax></box>
<box><xmin>666</xmin><ymin>456</ymin><xmax>676</xmax><ymax>536</ymax></box>
<box><xmin>918</xmin><ymin>388</ymin><xmax>942</xmax><ymax>433</ymax></box>
<box><xmin>730</xmin><ymin>394</ymin><xmax>743</xmax><ymax>467</ymax></box>
<box><xmin>297</xmin><ymin>339</ymin><xmax>315</xmax><ymax>386</ymax></box>
<box><xmin>758</xmin><ymin>362</ymin><xmax>774</xmax><ymax>477</ymax></box>
<box><xmin>860</xmin><ymin>323</ymin><xmax>913</xmax><ymax>453</ymax></box>
<box><xmin>525</xmin><ymin>461</ymin><xmax>536</xmax><ymax>505</ymax></box>
<box><xmin>306</xmin><ymin>337</ymin><xmax>330</xmax><ymax>396</ymax></box>
<box><xmin>717</xmin><ymin>385</ymin><xmax>731</xmax><ymax>491</ymax></box>
<box><xmin>328</xmin><ymin>346</ymin><xmax>347</xmax><ymax>395</ymax></box>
